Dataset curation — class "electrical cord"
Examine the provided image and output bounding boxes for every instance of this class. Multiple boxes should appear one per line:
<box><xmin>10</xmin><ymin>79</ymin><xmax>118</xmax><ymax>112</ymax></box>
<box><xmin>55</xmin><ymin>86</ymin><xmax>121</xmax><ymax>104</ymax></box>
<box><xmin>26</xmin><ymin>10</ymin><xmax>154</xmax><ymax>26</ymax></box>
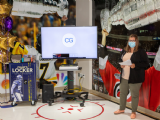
<box><xmin>49</xmin><ymin>75</ymin><xmax>85</xmax><ymax>103</ymax></box>
<box><xmin>65</xmin><ymin>76</ymin><xmax>83</xmax><ymax>96</ymax></box>
<box><xmin>68</xmin><ymin>78</ymin><xmax>74</xmax><ymax>82</ymax></box>
<box><xmin>68</xmin><ymin>77</ymin><xmax>82</xmax><ymax>92</ymax></box>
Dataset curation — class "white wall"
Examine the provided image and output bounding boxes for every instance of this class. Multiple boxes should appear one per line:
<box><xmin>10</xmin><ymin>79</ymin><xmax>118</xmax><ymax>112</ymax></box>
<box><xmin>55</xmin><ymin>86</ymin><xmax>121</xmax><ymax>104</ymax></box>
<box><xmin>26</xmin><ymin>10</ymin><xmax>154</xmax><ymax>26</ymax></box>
<box><xmin>76</xmin><ymin>0</ymin><xmax>93</xmax><ymax>90</ymax></box>
<box><xmin>76</xmin><ymin>0</ymin><xmax>93</xmax><ymax>26</ymax></box>
<box><xmin>76</xmin><ymin>59</ymin><xmax>92</xmax><ymax>90</ymax></box>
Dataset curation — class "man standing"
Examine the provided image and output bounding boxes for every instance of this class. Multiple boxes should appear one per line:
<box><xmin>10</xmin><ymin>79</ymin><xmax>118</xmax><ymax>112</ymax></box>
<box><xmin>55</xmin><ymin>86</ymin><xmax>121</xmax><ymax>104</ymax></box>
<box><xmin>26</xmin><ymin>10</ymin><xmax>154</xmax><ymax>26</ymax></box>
<box><xmin>11</xmin><ymin>75</ymin><xmax>23</xmax><ymax>102</ymax></box>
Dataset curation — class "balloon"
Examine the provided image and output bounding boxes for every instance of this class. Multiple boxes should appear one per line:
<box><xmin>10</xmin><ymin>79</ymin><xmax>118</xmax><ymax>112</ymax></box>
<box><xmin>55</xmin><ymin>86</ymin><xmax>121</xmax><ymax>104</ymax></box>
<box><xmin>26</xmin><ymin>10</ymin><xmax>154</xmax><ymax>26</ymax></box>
<box><xmin>0</xmin><ymin>0</ymin><xmax>12</xmax><ymax>26</ymax></box>
<box><xmin>5</xmin><ymin>16</ymin><xmax>13</xmax><ymax>31</ymax></box>
<box><xmin>0</xmin><ymin>36</ymin><xmax>7</xmax><ymax>50</ymax></box>
<box><xmin>0</xmin><ymin>53</ymin><xmax>3</xmax><ymax>63</ymax></box>
<box><xmin>0</xmin><ymin>49</ymin><xmax>7</xmax><ymax>63</ymax></box>
<box><xmin>0</xmin><ymin>0</ymin><xmax>12</xmax><ymax>23</ymax></box>
<box><xmin>8</xmin><ymin>36</ymin><xmax>16</xmax><ymax>48</ymax></box>
<box><xmin>0</xmin><ymin>48</ymin><xmax>11</xmax><ymax>63</ymax></box>
<box><xmin>6</xmin><ymin>32</ymin><xmax>17</xmax><ymax>48</ymax></box>
<box><xmin>2</xmin><ymin>52</ymin><xmax>7</xmax><ymax>63</ymax></box>
<box><xmin>0</xmin><ymin>0</ymin><xmax>12</xmax><ymax>16</ymax></box>
<box><xmin>0</xmin><ymin>32</ymin><xmax>17</xmax><ymax>49</ymax></box>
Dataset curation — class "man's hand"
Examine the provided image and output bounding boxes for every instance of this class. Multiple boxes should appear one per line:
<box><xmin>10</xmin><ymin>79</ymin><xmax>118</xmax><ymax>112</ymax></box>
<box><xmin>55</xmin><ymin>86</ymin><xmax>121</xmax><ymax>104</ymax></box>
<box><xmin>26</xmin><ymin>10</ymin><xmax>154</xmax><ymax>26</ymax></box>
<box><xmin>121</xmin><ymin>65</ymin><xmax>125</xmax><ymax>68</ymax></box>
<box><xmin>61</xmin><ymin>15</ymin><xmax>68</xmax><ymax>21</ymax></box>
<box><xmin>130</xmin><ymin>63</ymin><xmax>135</xmax><ymax>69</ymax></box>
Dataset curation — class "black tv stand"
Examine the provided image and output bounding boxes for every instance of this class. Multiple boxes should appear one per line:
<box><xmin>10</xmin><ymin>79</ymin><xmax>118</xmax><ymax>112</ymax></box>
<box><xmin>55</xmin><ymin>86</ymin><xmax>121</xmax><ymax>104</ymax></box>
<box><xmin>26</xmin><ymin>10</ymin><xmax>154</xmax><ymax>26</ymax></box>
<box><xmin>49</xmin><ymin>59</ymin><xmax>88</xmax><ymax>107</ymax></box>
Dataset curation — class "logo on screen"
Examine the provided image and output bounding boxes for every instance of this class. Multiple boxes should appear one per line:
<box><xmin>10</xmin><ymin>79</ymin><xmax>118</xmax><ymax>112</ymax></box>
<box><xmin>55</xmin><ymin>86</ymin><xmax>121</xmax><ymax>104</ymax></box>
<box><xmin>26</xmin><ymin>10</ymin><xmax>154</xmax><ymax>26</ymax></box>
<box><xmin>65</xmin><ymin>38</ymin><xmax>73</xmax><ymax>43</ymax></box>
<box><xmin>62</xmin><ymin>33</ymin><xmax>76</xmax><ymax>47</ymax></box>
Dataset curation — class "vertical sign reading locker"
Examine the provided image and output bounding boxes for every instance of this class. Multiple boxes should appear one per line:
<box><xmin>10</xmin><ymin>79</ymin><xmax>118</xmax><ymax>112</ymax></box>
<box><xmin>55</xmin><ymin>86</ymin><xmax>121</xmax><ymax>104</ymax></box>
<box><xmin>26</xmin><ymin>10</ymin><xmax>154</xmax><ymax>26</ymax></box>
<box><xmin>9</xmin><ymin>63</ymin><xmax>37</xmax><ymax>102</ymax></box>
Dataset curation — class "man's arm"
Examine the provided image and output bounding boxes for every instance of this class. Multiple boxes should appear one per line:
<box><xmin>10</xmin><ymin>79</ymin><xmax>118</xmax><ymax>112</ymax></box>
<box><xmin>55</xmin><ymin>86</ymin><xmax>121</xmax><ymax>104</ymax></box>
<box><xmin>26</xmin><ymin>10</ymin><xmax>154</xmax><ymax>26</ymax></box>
<box><xmin>11</xmin><ymin>81</ymin><xmax>17</xmax><ymax>95</ymax></box>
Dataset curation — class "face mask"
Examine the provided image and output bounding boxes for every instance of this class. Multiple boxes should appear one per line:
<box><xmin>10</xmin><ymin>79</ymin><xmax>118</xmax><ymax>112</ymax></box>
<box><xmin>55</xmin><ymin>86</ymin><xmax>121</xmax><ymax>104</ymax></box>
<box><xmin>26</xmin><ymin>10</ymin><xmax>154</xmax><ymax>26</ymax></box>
<box><xmin>128</xmin><ymin>42</ymin><xmax>136</xmax><ymax>48</ymax></box>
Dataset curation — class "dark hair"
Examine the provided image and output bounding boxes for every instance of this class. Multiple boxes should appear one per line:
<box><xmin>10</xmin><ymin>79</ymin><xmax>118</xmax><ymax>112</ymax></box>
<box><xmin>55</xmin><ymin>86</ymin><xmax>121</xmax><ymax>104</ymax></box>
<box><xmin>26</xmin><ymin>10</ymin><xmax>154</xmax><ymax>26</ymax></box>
<box><xmin>124</xmin><ymin>34</ymin><xmax>139</xmax><ymax>52</ymax></box>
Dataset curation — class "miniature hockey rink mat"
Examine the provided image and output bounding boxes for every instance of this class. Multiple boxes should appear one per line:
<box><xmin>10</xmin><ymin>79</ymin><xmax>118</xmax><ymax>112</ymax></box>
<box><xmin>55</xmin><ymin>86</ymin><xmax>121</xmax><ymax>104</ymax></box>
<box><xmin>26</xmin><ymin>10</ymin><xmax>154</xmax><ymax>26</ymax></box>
<box><xmin>0</xmin><ymin>96</ymin><xmax>155</xmax><ymax>120</ymax></box>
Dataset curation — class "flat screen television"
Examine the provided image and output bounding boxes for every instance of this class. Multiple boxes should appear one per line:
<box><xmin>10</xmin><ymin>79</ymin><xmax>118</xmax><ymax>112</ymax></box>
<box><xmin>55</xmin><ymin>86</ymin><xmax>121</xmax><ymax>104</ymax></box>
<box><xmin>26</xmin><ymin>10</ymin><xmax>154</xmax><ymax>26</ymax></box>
<box><xmin>41</xmin><ymin>27</ymin><xmax>97</xmax><ymax>59</ymax></box>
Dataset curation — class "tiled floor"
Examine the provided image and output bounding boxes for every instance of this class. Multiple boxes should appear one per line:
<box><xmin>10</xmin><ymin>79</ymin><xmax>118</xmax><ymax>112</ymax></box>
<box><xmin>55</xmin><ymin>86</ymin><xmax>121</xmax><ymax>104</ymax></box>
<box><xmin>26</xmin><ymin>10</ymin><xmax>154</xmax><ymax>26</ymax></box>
<box><xmin>0</xmin><ymin>94</ymin><xmax>155</xmax><ymax>120</ymax></box>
